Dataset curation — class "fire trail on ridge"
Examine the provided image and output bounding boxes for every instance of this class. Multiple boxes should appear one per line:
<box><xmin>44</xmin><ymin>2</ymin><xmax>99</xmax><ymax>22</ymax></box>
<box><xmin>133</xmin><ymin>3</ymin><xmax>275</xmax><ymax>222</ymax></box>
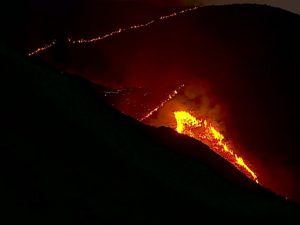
<box><xmin>28</xmin><ymin>6</ymin><xmax>200</xmax><ymax>56</ymax></box>
<box><xmin>140</xmin><ymin>85</ymin><xmax>184</xmax><ymax>121</ymax></box>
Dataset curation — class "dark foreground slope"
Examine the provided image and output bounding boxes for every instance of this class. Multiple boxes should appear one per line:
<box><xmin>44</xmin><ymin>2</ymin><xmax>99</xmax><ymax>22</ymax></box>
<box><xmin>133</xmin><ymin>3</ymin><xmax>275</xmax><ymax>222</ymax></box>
<box><xmin>1</xmin><ymin>45</ymin><xmax>300</xmax><ymax>224</ymax></box>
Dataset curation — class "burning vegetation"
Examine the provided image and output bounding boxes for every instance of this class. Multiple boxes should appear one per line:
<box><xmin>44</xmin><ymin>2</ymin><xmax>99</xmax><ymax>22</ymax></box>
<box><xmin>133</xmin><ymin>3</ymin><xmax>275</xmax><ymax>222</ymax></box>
<box><xmin>28</xmin><ymin>3</ymin><xmax>261</xmax><ymax>189</ymax></box>
<box><xmin>174</xmin><ymin>111</ymin><xmax>258</xmax><ymax>183</ymax></box>
<box><xmin>101</xmin><ymin>84</ymin><xmax>259</xmax><ymax>184</ymax></box>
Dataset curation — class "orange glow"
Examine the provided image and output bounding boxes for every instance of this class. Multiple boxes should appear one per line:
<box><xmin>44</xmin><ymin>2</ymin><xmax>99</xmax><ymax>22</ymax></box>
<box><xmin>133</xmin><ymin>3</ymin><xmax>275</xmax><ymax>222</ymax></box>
<box><xmin>174</xmin><ymin>111</ymin><xmax>258</xmax><ymax>183</ymax></box>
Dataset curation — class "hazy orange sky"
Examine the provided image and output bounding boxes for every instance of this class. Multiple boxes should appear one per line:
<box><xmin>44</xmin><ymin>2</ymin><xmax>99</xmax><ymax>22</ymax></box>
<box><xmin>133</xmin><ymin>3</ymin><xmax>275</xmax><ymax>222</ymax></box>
<box><xmin>202</xmin><ymin>1</ymin><xmax>300</xmax><ymax>14</ymax></box>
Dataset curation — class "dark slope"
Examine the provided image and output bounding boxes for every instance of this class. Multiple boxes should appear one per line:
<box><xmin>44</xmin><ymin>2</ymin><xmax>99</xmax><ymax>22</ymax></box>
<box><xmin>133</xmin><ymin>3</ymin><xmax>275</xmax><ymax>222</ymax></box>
<box><xmin>1</xmin><ymin>45</ymin><xmax>300</xmax><ymax>224</ymax></box>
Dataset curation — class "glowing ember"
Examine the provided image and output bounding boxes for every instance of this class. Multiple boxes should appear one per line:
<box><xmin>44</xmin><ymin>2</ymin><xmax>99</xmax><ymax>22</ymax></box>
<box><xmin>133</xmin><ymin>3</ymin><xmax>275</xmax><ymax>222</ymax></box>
<box><xmin>174</xmin><ymin>111</ymin><xmax>259</xmax><ymax>183</ymax></box>
<box><xmin>28</xmin><ymin>7</ymin><xmax>200</xmax><ymax>56</ymax></box>
<box><xmin>140</xmin><ymin>85</ymin><xmax>184</xmax><ymax>121</ymax></box>
<box><xmin>28</xmin><ymin>40</ymin><xmax>56</xmax><ymax>57</ymax></box>
<box><xmin>70</xmin><ymin>7</ymin><xmax>199</xmax><ymax>44</ymax></box>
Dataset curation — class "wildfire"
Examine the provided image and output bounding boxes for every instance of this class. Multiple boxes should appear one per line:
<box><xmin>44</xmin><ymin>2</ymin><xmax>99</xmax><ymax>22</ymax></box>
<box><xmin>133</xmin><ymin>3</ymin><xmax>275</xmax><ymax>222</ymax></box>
<box><xmin>70</xmin><ymin>6</ymin><xmax>199</xmax><ymax>44</ymax></box>
<box><xmin>27</xmin><ymin>4</ymin><xmax>260</xmax><ymax>185</ymax></box>
<box><xmin>28</xmin><ymin>6</ymin><xmax>200</xmax><ymax>56</ymax></box>
<box><xmin>140</xmin><ymin>84</ymin><xmax>184</xmax><ymax>121</ymax></box>
<box><xmin>174</xmin><ymin>111</ymin><xmax>258</xmax><ymax>183</ymax></box>
<box><xmin>28</xmin><ymin>40</ymin><xmax>56</xmax><ymax>57</ymax></box>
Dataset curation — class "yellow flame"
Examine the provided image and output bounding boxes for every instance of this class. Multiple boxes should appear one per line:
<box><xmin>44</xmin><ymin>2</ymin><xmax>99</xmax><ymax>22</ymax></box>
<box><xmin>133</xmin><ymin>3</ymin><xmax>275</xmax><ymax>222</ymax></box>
<box><xmin>174</xmin><ymin>111</ymin><xmax>258</xmax><ymax>183</ymax></box>
<box><xmin>235</xmin><ymin>155</ymin><xmax>258</xmax><ymax>182</ymax></box>
<box><xmin>210</xmin><ymin>127</ymin><xmax>224</xmax><ymax>142</ymax></box>
<box><xmin>175</xmin><ymin>111</ymin><xmax>200</xmax><ymax>133</ymax></box>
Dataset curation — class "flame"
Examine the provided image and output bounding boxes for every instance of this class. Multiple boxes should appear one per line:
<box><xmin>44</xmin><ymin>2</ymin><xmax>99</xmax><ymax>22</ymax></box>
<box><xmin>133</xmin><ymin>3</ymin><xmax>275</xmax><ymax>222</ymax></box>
<box><xmin>27</xmin><ymin>5</ymin><xmax>260</xmax><ymax>185</ymax></box>
<box><xmin>174</xmin><ymin>111</ymin><xmax>258</xmax><ymax>183</ymax></box>
<box><xmin>140</xmin><ymin>85</ymin><xmax>184</xmax><ymax>121</ymax></box>
<box><xmin>70</xmin><ymin>6</ymin><xmax>199</xmax><ymax>44</ymax></box>
<box><xmin>28</xmin><ymin>40</ymin><xmax>56</xmax><ymax>56</ymax></box>
<box><xmin>28</xmin><ymin>7</ymin><xmax>200</xmax><ymax>56</ymax></box>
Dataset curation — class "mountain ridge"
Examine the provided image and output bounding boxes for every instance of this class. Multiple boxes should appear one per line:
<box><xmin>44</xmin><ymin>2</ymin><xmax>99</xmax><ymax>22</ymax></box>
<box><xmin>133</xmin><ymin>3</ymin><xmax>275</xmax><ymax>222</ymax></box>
<box><xmin>1</xmin><ymin>43</ymin><xmax>300</xmax><ymax>223</ymax></box>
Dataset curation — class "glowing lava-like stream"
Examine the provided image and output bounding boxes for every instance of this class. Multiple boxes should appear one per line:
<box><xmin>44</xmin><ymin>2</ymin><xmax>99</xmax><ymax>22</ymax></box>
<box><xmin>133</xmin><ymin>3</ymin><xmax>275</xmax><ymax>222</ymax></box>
<box><xmin>28</xmin><ymin>6</ymin><xmax>199</xmax><ymax>56</ymax></box>
<box><xmin>174</xmin><ymin>111</ymin><xmax>259</xmax><ymax>183</ymax></box>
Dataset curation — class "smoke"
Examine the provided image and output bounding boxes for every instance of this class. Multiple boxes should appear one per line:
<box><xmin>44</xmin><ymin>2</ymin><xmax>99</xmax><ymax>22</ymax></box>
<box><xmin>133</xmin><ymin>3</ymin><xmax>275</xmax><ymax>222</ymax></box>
<box><xmin>145</xmin><ymin>80</ymin><xmax>226</xmax><ymax>133</ymax></box>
